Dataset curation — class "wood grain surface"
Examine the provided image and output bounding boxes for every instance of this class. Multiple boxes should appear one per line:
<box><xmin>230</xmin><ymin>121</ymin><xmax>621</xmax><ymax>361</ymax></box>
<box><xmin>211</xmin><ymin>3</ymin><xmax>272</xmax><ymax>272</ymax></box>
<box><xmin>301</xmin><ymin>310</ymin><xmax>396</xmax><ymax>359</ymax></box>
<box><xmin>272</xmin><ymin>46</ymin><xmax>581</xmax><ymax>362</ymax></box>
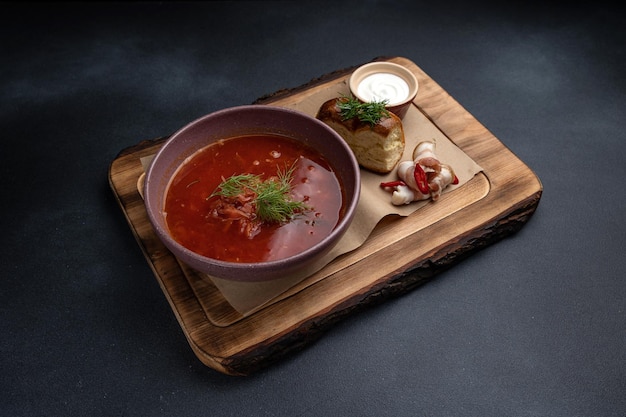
<box><xmin>108</xmin><ymin>56</ymin><xmax>542</xmax><ymax>375</ymax></box>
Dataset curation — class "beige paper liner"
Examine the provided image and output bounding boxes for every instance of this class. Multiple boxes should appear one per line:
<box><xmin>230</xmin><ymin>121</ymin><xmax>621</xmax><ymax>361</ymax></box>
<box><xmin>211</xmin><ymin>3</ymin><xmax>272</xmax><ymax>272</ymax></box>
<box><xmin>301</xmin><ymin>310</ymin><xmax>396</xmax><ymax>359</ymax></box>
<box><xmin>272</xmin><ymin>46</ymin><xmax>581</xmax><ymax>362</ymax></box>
<box><xmin>138</xmin><ymin>77</ymin><xmax>483</xmax><ymax>319</ymax></box>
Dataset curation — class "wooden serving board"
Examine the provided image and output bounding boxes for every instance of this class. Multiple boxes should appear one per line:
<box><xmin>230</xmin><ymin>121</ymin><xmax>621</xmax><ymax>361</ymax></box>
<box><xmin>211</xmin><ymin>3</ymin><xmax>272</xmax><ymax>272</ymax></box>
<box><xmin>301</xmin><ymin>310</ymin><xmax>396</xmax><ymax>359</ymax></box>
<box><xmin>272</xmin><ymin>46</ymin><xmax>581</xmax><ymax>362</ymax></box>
<box><xmin>108</xmin><ymin>56</ymin><xmax>542</xmax><ymax>376</ymax></box>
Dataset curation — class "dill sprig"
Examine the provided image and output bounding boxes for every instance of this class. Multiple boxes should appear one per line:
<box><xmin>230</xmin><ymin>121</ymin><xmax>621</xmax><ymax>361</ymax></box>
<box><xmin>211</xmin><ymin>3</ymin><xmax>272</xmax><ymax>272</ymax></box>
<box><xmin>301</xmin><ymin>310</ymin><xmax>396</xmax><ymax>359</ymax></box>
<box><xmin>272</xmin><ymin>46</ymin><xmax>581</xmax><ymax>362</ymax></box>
<box><xmin>210</xmin><ymin>173</ymin><xmax>259</xmax><ymax>198</ymax></box>
<box><xmin>209</xmin><ymin>162</ymin><xmax>309</xmax><ymax>224</ymax></box>
<box><xmin>336</xmin><ymin>95</ymin><xmax>390</xmax><ymax>126</ymax></box>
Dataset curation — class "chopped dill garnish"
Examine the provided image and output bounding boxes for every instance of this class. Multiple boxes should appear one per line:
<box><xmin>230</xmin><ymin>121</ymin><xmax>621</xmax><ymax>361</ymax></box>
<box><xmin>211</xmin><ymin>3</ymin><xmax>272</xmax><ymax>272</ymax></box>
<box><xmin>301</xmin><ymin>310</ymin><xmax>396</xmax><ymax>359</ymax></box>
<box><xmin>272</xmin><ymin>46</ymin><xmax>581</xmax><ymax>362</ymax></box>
<box><xmin>208</xmin><ymin>161</ymin><xmax>309</xmax><ymax>224</ymax></box>
<box><xmin>336</xmin><ymin>94</ymin><xmax>390</xmax><ymax>126</ymax></box>
<box><xmin>210</xmin><ymin>173</ymin><xmax>259</xmax><ymax>198</ymax></box>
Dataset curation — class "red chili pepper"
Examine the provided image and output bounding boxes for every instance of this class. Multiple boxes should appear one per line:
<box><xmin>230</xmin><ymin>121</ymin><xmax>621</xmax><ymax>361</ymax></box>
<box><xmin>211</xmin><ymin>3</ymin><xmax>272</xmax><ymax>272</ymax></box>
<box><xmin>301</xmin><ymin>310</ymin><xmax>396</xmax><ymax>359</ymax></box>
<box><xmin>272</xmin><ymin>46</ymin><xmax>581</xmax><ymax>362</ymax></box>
<box><xmin>413</xmin><ymin>164</ymin><xmax>430</xmax><ymax>194</ymax></box>
<box><xmin>380</xmin><ymin>180</ymin><xmax>406</xmax><ymax>188</ymax></box>
<box><xmin>452</xmin><ymin>175</ymin><xmax>459</xmax><ymax>185</ymax></box>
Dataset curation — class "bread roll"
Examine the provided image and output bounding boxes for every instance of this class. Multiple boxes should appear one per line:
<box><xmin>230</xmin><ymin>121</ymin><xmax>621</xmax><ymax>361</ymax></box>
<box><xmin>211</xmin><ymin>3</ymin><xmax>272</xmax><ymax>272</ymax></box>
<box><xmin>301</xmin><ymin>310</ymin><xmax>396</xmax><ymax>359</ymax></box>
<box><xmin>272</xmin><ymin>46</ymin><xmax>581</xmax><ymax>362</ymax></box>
<box><xmin>316</xmin><ymin>97</ymin><xmax>405</xmax><ymax>174</ymax></box>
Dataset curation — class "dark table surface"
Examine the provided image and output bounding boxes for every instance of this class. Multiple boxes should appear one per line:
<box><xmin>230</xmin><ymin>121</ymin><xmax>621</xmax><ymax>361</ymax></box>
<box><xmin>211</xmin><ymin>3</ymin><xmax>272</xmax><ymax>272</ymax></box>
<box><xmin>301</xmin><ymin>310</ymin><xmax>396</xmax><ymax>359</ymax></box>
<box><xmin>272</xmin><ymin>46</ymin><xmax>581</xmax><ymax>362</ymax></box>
<box><xmin>2</xmin><ymin>2</ymin><xmax>625</xmax><ymax>416</ymax></box>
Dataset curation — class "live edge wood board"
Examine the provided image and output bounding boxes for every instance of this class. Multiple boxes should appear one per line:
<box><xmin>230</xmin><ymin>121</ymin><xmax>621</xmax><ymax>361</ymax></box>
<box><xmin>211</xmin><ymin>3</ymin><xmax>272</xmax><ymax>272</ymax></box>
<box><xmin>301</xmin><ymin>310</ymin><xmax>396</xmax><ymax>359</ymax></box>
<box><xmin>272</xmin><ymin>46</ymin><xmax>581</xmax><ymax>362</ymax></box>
<box><xmin>108</xmin><ymin>56</ymin><xmax>543</xmax><ymax>376</ymax></box>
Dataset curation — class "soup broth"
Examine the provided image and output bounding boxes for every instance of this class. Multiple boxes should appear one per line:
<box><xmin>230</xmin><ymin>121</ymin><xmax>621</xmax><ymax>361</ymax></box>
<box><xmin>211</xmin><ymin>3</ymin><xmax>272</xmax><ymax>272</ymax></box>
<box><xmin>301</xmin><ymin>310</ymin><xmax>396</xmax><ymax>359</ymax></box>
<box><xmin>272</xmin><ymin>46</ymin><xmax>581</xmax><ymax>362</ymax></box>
<box><xmin>164</xmin><ymin>134</ymin><xmax>346</xmax><ymax>263</ymax></box>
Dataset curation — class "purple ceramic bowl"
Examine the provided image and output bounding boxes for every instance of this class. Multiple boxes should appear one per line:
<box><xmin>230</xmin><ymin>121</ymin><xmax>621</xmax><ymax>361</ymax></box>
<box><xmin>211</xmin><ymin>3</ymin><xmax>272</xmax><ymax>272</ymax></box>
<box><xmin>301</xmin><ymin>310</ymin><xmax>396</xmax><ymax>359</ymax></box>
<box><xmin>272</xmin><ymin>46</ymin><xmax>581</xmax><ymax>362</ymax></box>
<box><xmin>144</xmin><ymin>105</ymin><xmax>361</xmax><ymax>282</ymax></box>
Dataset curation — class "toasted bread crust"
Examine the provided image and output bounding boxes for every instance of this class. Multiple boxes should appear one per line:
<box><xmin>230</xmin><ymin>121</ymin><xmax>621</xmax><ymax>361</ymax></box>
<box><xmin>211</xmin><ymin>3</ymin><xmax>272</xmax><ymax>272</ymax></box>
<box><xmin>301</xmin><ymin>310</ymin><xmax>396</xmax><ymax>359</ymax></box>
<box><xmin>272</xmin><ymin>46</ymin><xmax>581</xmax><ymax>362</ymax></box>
<box><xmin>316</xmin><ymin>98</ymin><xmax>405</xmax><ymax>173</ymax></box>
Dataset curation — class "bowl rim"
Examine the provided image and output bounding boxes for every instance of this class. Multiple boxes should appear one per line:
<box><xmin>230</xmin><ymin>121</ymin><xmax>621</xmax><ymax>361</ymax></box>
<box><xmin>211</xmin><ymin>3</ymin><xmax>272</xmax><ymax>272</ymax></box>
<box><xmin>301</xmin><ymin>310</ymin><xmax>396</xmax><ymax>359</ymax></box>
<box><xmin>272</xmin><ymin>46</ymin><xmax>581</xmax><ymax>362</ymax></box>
<box><xmin>144</xmin><ymin>104</ymin><xmax>361</xmax><ymax>281</ymax></box>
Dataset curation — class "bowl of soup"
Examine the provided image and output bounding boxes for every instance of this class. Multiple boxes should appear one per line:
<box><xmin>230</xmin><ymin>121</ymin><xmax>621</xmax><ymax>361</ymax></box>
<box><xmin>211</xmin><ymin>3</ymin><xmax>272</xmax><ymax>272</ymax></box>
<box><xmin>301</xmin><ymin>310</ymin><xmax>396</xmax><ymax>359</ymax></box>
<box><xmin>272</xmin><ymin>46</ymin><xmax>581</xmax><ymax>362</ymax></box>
<box><xmin>144</xmin><ymin>105</ymin><xmax>361</xmax><ymax>282</ymax></box>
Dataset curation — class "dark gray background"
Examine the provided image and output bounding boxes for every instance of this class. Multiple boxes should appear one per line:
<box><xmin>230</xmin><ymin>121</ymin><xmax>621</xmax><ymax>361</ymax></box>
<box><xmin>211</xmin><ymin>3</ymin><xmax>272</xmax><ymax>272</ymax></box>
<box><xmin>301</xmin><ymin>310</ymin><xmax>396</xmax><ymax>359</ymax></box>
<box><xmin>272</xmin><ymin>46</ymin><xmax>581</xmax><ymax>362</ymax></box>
<box><xmin>2</xmin><ymin>2</ymin><xmax>624</xmax><ymax>416</ymax></box>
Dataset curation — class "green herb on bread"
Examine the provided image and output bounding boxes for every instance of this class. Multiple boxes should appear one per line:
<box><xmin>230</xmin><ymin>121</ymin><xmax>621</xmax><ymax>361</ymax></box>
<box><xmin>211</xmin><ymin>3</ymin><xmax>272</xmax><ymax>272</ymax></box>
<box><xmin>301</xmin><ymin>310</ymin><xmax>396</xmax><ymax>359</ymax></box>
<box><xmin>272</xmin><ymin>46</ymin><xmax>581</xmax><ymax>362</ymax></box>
<box><xmin>336</xmin><ymin>95</ymin><xmax>390</xmax><ymax>126</ymax></box>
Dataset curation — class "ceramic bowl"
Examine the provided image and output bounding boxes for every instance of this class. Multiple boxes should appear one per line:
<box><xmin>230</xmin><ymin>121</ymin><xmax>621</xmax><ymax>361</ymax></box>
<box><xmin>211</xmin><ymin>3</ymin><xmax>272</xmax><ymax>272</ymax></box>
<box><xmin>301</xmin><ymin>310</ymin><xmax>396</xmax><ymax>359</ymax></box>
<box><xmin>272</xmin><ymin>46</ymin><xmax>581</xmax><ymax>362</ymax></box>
<box><xmin>349</xmin><ymin>62</ymin><xmax>418</xmax><ymax>119</ymax></box>
<box><xmin>144</xmin><ymin>105</ymin><xmax>361</xmax><ymax>282</ymax></box>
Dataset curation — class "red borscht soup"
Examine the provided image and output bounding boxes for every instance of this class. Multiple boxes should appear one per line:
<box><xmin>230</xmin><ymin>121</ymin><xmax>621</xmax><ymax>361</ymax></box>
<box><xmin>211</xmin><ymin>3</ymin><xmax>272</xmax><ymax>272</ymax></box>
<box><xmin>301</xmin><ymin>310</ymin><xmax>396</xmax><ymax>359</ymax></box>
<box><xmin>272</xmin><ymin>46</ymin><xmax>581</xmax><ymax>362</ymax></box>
<box><xmin>164</xmin><ymin>134</ymin><xmax>346</xmax><ymax>263</ymax></box>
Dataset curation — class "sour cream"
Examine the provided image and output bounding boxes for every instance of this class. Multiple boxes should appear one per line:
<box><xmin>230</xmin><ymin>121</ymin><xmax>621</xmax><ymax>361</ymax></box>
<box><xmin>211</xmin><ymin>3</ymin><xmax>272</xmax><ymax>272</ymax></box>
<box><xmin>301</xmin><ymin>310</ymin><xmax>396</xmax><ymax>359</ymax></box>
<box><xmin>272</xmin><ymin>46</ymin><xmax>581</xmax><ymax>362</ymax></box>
<box><xmin>356</xmin><ymin>72</ymin><xmax>410</xmax><ymax>105</ymax></box>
